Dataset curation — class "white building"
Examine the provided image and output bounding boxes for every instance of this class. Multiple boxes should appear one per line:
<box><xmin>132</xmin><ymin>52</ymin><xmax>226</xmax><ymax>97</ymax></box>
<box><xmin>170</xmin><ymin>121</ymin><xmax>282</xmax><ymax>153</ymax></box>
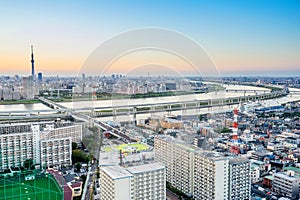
<box><xmin>193</xmin><ymin>151</ymin><xmax>229</xmax><ymax>200</ymax></box>
<box><xmin>0</xmin><ymin>121</ymin><xmax>82</xmax><ymax>170</ymax></box>
<box><xmin>250</xmin><ymin>164</ymin><xmax>260</xmax><ymax>183</ymax></box>
<box><xmin>154</xmin><ymin>135</ymin><xmax>251</xmax><ymax>200</ymax></box>
<box><xmin>40</xmin><ymin>138</ymin><xmax>72</xmax><ymax>168</ymax></box>
<box><xmin>273</xmin><ymin>171</ymin><xmax>300</xmax><ymax>200</ymax></box>
<box><xmin>228</xmin><ymin>157</ymin><xmax>251</xmax><ymax>200</ymax></box>
<box><xmin>127</xmin><ymin>163</ymin><xmax>166</xmax><ymax>200</ymax></box>
<box><xmin>154</xmin><ymin>135</ymin><xmax>196</xmax><ymax>196</ymax></box>
<box><xmin>22</xmin><ymin>76</ymin><xmax>34</xmax><ymax>99</ymax></box>
<box><xmin>100</xmin><ymin>165</ymin><xmax>133</xmax><ymax>200</ymax></box>
<box><xmin>100</xmin><ymin>163</ymin><xmax>166</xmax><ymax>200</ymax></box>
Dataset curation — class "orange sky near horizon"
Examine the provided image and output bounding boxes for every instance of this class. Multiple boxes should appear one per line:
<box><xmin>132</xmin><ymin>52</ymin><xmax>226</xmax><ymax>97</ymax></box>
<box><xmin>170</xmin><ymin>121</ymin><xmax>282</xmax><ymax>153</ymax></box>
<box><xmin>1</xmin><ymin>49</ymin><xmax>299</xmax><ymax>76</ymax></box>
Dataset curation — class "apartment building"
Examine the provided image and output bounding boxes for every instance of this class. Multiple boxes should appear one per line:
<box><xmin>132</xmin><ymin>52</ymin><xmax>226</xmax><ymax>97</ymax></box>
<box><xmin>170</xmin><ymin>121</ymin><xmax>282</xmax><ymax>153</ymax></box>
<box><xmin>0</xmin><ymin>121</ymin><xmax>82</xmax><ymax>170</ymax></box>
<box><xmin>40</xmin><ymin>138</ymin><xmax>72</xmax><ymax>168</ymax></box>
<box><xmin>154</xmin><ymin>135</ymin><xmax>196</xmax><ymax>196</ymax></box>
<box><xmin>228</xmin><ymin>157</ymin><xmax>251</xmax><ymax>200</ymax></box>
<box><xmin>154</xmin><ymin>135</ymin><xmax>251</xmax><ymax>200</ymax></box>
<box><xmin>273</xmin><ymin>171</ymin><xmax>300</xmax><ymax>199</ymax></box>
<box><xmin>250</xmin><ymin>164</ymin><xmax>260</xmax><ymax>183</ymax></box>
<box><xmin>100</xmin><ymin>163</ymin><xmax>166</xmax><ymax>200</ymax></box>
<box><xmin>127</xmin><ymin>163</ymin><xmax>165</xmax><ymax>200</ymax></box>
<box><xmin>42</xmin><ymin>124</ymin><xmax>82</xmax><ymax>143</ymax></box>
<box><xmin>100</xmin><ymin>165</ymin><xmax>133</xmax><ymax>200</ymax></box>
<box><xmin>0</xmin><ymin>132</ymin><xmax>34</xmax><ymax>169</ymax></box>
<box><xmin>193</xmin><ymin>151</ymin><xmax>229</xmax><ymax>200</ymax></box>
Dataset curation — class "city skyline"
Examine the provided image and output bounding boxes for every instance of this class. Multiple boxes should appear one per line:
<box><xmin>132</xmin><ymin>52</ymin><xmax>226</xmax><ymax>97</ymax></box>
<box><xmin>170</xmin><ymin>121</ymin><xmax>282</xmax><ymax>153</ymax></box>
<box><xmin>0</xmin><ymin>0</ymin><xmax>299</xmax><ymax>76</ymax></box>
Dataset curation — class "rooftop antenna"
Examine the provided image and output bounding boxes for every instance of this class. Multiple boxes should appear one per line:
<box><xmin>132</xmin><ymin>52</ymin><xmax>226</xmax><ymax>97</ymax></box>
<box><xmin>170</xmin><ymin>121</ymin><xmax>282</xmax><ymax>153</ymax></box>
<box><xmin>119</xmin><ymin>150</ymin><xmax>123</xmax><ymax>166</ymax></box>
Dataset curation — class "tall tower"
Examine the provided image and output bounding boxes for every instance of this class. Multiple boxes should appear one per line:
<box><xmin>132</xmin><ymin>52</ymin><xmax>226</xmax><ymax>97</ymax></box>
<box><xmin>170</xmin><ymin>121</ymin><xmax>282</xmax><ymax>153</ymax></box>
<box><xmin>31</xmin><ymin>45</ymin><xmax>35</xmax><ymax>78</ymax></box>
<box><xmin>232</xmin><ymin>108</ymin><xmax>239</xmax><ymax>143</ymax></box>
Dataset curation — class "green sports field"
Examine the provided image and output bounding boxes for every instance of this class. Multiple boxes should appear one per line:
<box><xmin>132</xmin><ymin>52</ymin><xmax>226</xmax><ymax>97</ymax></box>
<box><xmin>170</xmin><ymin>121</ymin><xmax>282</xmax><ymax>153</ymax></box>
<box><xmin>0</xmin><ymin>175</ymin><xmax>63</xmax><ymax>200</ymax></box>
<box><xmin>103</xmin><ymin>142</ymin><xmax>149</xmax><ymax>153</ymax></box>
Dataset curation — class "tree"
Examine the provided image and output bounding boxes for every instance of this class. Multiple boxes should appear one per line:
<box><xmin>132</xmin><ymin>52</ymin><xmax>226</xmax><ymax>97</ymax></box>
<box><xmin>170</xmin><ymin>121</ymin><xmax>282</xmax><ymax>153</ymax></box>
<box><xmin>75</xmin><ymin>162</ymin><xmax>82</xmax><ymax>172</ymax></box>
<box><xmin>72</xmin><ymin>142</ymin><xmax>78</xmax><ymax>150</ymax></box>
<box><xmin>72</xmin><ymin>149</ymin><xmax>91</xmax><ymax>164</ymax></box>
<box><xmin>24</xmin><ymin>159</ymin><xmax>34</xmax><ymax>169</ymax></box>
<box><xmin>221</xmin><ymin>127</ymin><xmax>231</xmax><ymax>133</ymax></box>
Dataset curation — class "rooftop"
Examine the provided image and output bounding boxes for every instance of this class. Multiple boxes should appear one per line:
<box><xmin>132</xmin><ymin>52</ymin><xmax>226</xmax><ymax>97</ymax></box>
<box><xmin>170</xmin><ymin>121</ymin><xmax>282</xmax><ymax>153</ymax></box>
<box><xmin>284</xmin><ymin>166</ymin><xmax>300</xmax><ymax>174</ymax></box>
<box><xmin>156</xmin><ymin>135</ymin><xmax>199</xmax><ymax>152</ymax></box>
<box><xmin>99</xmin><ymin>151</ymin><xmax>155</xmax><ymax>166</ymax></box>
<box><xmin>101</xmin><ymin>166</ymin><xmax>133</xmax><ymax>180</ymax></box>
<box><xmin>275</xmin><ymin>172</ymin><xmax>299</xmax><ymax>181</ymax></box>
<box><xmin>126</xmin><ymin>163</ymin><xmax>165</xmax><ymax>174</ymax></box>
<box><xmin>229</xmin><ymin>157</ymin><xmax>250</xmax><ymax>164</ymax></box>
<box><xmin>264</xmin><ymin>175</ymin><xmax>274</xmax><ymax>180</ymax></box>
<box><xmin>195</xmin><ymin>150</ymin><xmax>227</xmax><ymax>161</ymax></box>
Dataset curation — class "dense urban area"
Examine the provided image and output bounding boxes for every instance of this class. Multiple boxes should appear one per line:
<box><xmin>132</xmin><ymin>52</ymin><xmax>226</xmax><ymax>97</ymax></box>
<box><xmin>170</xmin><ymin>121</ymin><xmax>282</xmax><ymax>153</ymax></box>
<box><xmin>0</xmin><ymin>74</ymin><xmax>300</xmax><ymax>200</ymax></box>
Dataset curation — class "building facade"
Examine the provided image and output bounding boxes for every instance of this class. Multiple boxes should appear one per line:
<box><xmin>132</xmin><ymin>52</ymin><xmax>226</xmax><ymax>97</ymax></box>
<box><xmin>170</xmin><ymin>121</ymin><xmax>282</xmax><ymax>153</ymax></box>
<box><xmin>22</xmin><ymin>76</ymin><xmax>34</xmax><ymax>99</ymax></box>
<box><xmin>100</xmin><ymin>165</ymin><xmax>133</xmax><ymax>200</ymax></box>
<box><xmin>40</xmin><ymin>138</ymin><xmax>72</xmax><ymax>168</ymax></box>
<box><xmin>127</xmin><ymin>163</ymin><xmax>166</xmax><ymax>200</ymax></box>
<box><xmin>273</xmin><ymin>172</ymin><xmax>300</xmax><ymax>199</ymax></box>
<box><xmin>250</xmin><ymin>164</ymin><xmax>260</xmax><ymax>183</ymax></box>
<box><xmin>228</xmin><ymin>158</ymin><xmax>251</xmax><ymax>200</ymax></box>
<box><xmin>154</xmin><ymin>135</ymin><xmax>196</xmax><ymax>196</ymax></box>
<box><xmin>193</xmin><ymin>151</ymin><xmax>229</xmax><ymax>200</ymax></box>
<box><xmin>100</xmin><ymin>163</ymin><xmax>166</xmax><ymax>200</ymax></box>
<box><xmin>0</xmin><ymin>121</ymin><xmax>82</xmax><ymax>170</ymax></box>
<box><xmin>154</xmin><ymin>135</ymin><xmax>251</xmax><ymax>200</ymax></box>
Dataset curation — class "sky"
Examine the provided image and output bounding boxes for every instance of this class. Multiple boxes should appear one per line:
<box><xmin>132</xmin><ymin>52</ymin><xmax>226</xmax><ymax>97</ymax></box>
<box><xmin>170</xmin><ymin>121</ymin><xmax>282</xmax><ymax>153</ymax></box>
<box><xmin>0</xmin><ymin>0</ymin><xmax>299</xmax><ymax>77</ymax></box>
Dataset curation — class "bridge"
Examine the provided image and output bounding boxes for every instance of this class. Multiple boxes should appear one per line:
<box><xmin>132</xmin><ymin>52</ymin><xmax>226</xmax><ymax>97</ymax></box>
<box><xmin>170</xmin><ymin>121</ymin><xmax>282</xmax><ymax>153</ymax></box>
<box><xmin>71</xmin><ymin>112</ymin><xmax>137</xmax><ymax>142</ymax></box>
<box><xmin>289</xmin><ymin>90</ymin><xmax>300</xmax><ymax>95</ymax></box>
<box><xmin>70</xmin><ymin>91</ymin><xmax>286</xmax><ymax>119</ymax></box>
<box><xmin>0</xmin><ymin>91</ymin><xmax>287</xmax><ymax>118</ymax></box>
<box><xmin>225</xmin><ymin>89</ymin><xmax>270</xmax><ymax>93</ymax></box>
<box><xmin>0</xmin><ymin>89</ymin><xmax>289</xmax><ymax>142</ymax></box>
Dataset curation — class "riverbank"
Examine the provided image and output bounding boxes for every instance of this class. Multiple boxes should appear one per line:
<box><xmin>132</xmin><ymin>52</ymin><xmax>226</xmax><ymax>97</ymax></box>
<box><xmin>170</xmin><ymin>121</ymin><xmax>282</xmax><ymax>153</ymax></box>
<box><xmin>0</xmin><ymin>99</ymin><xmax>40</xmax><ymax>105</ymax></box>
<box><xmin>53</xmin><ymin>90</ymin><xmax>210</xmax><ymax>103</ymax></box>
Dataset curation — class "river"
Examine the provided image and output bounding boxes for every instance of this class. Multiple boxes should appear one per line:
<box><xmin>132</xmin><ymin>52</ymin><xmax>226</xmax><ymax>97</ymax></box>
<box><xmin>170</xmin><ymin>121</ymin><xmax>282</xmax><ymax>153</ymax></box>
<box><xmin>60</xmin><ymin>84</ymin><xmax>270</xmax><ymax>110</ymax></box>
<box><xmin>0</xmin><ymin>85</ymin><xmax>299</xmax><ymax>122</ymax></box>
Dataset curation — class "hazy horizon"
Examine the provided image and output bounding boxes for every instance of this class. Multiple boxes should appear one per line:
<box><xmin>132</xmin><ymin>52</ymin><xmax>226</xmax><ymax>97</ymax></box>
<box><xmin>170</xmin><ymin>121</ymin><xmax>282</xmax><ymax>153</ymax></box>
<box><xmin>1</xmin><ymin>69</ymin><xmax>300</xmax><ymax>78</ymax></box>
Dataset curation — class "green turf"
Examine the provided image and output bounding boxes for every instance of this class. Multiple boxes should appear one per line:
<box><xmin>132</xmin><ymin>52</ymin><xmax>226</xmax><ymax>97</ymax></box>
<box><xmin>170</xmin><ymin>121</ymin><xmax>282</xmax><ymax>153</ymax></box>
<box><xmin>115</xmin><ymin>143</ymin><xmax>149</xmax><ymax>152</ymax></box>
<box><xmin>103</xmin><ymin>146</ymin><xmax>113</xmax><ymax>152</ymax></box>
<box><xmin>0</xmin><ymin>176</ymin><xmax>63</xmax><ymax>200</ymax></box>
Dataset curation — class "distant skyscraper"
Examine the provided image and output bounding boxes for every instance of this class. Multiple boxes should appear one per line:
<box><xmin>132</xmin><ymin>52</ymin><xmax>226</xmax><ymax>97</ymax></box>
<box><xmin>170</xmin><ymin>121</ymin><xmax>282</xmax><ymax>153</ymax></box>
<box><xmin>38</xmin><ymin>72</ymin><xmax>42</xmax><ymax>82</ymax></box>
<box><xmin>31</xmin><ymin>45</ymin><xmax>35</xmax><ymax>79</ymax></box>
<box><xmin>22</xmin><ymin>76</ymin><xmax>34</xmax><ymax>99</ymax></box>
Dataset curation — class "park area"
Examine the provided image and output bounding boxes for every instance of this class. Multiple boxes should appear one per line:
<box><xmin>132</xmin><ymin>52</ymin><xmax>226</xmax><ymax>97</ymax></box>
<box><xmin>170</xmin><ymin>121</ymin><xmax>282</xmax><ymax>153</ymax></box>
<box><xmin>0</xmin><ymin>175</ymin><xmax>63</xmax><ymax>200</ymax></box>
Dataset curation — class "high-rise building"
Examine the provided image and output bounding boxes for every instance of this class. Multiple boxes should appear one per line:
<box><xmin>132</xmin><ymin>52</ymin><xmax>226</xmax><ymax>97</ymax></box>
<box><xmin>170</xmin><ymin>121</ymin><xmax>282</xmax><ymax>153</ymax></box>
<box><xmin>154</xmin><ymin>135</ymin><xmax>251</xmax><ymax>200</ymax></box>
<box><xmin>0</xmin><ymin>121</ymin><xmax>82</xmax><ymax>170</ymax></box>
<box><xmin>165</xmin><ymin>82</ymin><xmax>177</xmax><ymax>91</ymax></box>
<box><xmin>193</xmin><ymin>151</ymin><xmax>230</xmax><ymax>200</ymax></box>
<box><xmin>22</xmin><ymin>76</ymin><xmax>34</xmax><ymax>99</ymax></box>
<box><xmin>127</xmin><ymin>163</ymin><xmax>166</xmax><ymax>200</ymax></box>
<box><xmin>228</xmin><ymin>157</ymin><xmax>251</xmax><ymax>200</ymax></box>
<box><xmin>100</xmin><ymin>163</ymin><xmax>166</xmax><ymax>200</ymax></box>
<box><xmin>154</xmin><ymin>135</ymin><xmax>196</xmax><ymax>196</ymax></box>
<box><xmin>37</xmin><ymin>72</ymin><xmax>42</xmax><ymax>82</ymax></box>
<box><xmin>100</xmin><ymin>165</ymin><xmax>133</xmax><ymax>200</ymax></box>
